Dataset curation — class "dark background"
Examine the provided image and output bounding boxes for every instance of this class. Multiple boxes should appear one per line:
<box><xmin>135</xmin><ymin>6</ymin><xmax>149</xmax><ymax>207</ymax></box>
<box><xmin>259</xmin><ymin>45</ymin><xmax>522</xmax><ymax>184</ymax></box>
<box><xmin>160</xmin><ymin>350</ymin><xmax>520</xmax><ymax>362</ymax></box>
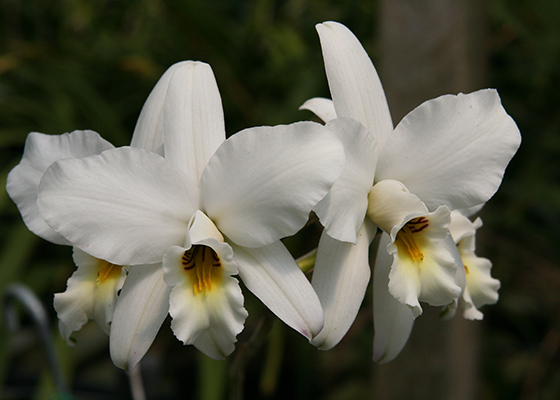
<box><xmin>0</xmin><ymin>0</ymin><xmax>558</xmax><ymax>399</ymax></box>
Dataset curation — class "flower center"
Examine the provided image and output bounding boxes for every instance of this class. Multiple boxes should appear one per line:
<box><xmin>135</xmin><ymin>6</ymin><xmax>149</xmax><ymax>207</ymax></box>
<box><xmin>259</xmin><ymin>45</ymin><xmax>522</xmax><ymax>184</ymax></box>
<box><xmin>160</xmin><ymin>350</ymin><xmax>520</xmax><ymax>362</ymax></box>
<box><xmin>182</xmin><ymin>245</ymin><xmax>222</xmax><ymax>295</ymax></box>
<box><xmin>96</xmin><ymin>260</ymin><xmax>122</xmax><ymax>286</ymax></box>
<box><xmin>395</xmin><ymin>217</ymin><xmax>429</xmax><ymax>263</ymax></box>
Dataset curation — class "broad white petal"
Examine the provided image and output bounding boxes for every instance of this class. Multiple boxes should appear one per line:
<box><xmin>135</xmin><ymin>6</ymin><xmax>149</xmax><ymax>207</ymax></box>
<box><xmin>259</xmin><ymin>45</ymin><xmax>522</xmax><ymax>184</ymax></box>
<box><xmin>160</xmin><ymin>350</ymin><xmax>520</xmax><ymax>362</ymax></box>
<box><xmin>311</xmin><ymin>219</ymin><xmax>377</xmax><ymax>350</ymax></box>
<box><xmin>163</xmin><ymin>243</ymin><xmax>246</xmax><ymax>360</ymax></box>
<box><xmin>38</xmin><ymin>147</ymin><xmax>199</xmax><ymax>265</ymax></box>
<box><xmin>458</xmin><ymin>203</ymin><xmax>485</xmax><ymax>218</ymax></box>
<box><xmin>163</xmin><ymin>61</ymin><xmax>226</xmax><ymax>180</ymax></box>
<box><xmin>315</xmin><ymin>118</ymin><xmax>377</xmax><ymax>243</ymax></box>
<box><xmin>373</xmin><ymin>233</ymin><xmax>415</xmax><ymax>363</ymax></box>
<box><xmin>109</xmin><ymin>264</ymin><xmax>170</xmax><ymax>371</ymax></box>
<box><xmin>231</xmin><ymin>241</ymin><xmax>324</xmax><ymax>339</ymax></box>
<box><xmin>317</xmin><ymin>21</ymin><xmax>393</xmax><ymax>146</ymax></box>
<box><xmin>299</xmin><ymin>97</ymin><xmax>337</xmax><ymax>123</ymax></box>
<box><xmin>377</xmin><ymin>89</ymin><xmax>521</xmax><ymax>210</ymax></box>
<box><xmin>54</xmin><ymin>248</ymin><xmax>125</xmax><ymax>342</ymax></box>
<box><xmin>7</xmin><ymin>130</ymin><xmax>114</xmax><ymax>245</ymax></box>
<box><xmin>202</xmin><ymin>121</ymin><xmax>345</xmax><ymax>248</ymax></box>
<box><xmin>130</xmin><ymin>62</ymin><xmax>186</xmax><ymax>151</ymax></box>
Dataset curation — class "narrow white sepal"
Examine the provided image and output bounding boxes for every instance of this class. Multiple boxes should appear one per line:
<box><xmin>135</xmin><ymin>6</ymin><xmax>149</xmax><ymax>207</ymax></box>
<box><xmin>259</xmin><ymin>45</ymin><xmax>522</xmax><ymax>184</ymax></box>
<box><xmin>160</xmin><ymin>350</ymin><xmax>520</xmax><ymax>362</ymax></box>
<box><xmin>373</xmin><ymin>233</ymin><xmax>415</xmax><ymax>363</ymax></box>
<box><xmin>299</xmin><ymin>97</ymin><xmax>337</xmax><ymax>123</ymax></box>
<box><xmin>311</xmin><ymin>219</ymin><xmax>377</xmax><ymax>350</ymax></box>
<box><xmin>163</xmin><ymin>61</ymin><xmax>226</xmax><ymax>180</ymax></box>
<box><xmin>231</xmin><ymin>241</ymin><xmax>324</xmax><ymax>339</ymax></box>
<box><xmin>109</xmin><ymin>264</ymin><xmax>170</xmax><ymax>371</ymax></box>
<box><xmin>130</xmin><ymin>62</ymin><xmax>186</xmax><ymax>152</ymax></box>
<box><xmin>316</xmin><ymin>21</ymin><xmax>393</xmax><ymax>147</ymax></box>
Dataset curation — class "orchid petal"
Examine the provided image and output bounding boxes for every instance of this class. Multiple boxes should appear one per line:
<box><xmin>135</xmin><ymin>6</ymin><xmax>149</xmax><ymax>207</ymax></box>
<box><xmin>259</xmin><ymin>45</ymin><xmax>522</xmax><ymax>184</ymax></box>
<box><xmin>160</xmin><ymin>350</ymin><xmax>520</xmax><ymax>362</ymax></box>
<box><xmin>163</xmin><ymin>61</ymin><xmax>226</xmax><ymax>180</ymax></box>
<box><xmin>449</xmin><ymin>211</ymin><xmax>479</xmax><ymax>244</ymax></box>
<box><xmin>109</xmin><ymin>264</ymin><xmax>170</xmax><ymax>371</ymax></box>
<box><xmin>54</xmin><ymin>248</ymin><xmax>125</xmax><ymax>342</ymax></box>
<box><xmin>314</xmin><ymin>118</ymin><xmax>377</xmax><ymax>243</ymax></box>
<box><xmin>458</xmin><ymin>203</ymin><xmax>485</xmax><ymax>218</ymax></box>
<box><xmin>130</xmin><ymin>62</ymin><xmax>185</xmax><ymax>151</ymax></box>
<box><xmin>373</xmin><ymin>233</ymin><xmax>415</xmax><ymax>363</ymax></box>
<box><xmin>368</xmin><ymin>181</ymin><xmax>463</xmax><ymax>314</ymax></box>
<box><xmin>231</xmin><ymin>241</ymin><xmax>324</xmax><ymax>339</ymax></box>
<box><xmin>386</xmin><ymin>206</ymin><xmax>463</xmax><ymax>316</ymax></box>
<box><xmin>202</xmin><ymin>121</ymin><xmax>345</xmax><ymax>248</ymax></box>
<box><xmin>192</xmin><ymin>328</ymin><xmax>242</xmax><ymax>360</ymax></box>
<box><xmin>377</xmin><ymin>89</ymin><xmax>521</xmax><ymax>210</ymax></box>
<box><xmin>462</xmin><ymin>255</ymin><xmax>499</xmax><ymax>314</ymax></box>
<box><xmin>311</xmin><ymin>219</ymin><xmax>377</xmax><ymax>350</ymax></box>
<box><xmin>450</xmin><ymin>212</ymin><xmax>500</xmax><ymax>320</ymax></box>
<box><xmin>163</xmin><ymin>243</ymin><xmax>246</xmax><ymax>360</ymax></box>
<box><xmin>38</xmin><ymin>147</ymin><xmax>199</xmax><ymax>265</ymax></box>
<box><xmin>316</xmin><ymin>21</ymin><xmax>393</xmax><ymax>146</ymax></box>
<box><xmin>7</xmin><ymin>130</ymin><xmax>114</xmax><ymax>245</ymax></box>
<box><xmin>299</xmin><ymin>97</ymin><xmax>337</xmax><ymax>123</ymax></box>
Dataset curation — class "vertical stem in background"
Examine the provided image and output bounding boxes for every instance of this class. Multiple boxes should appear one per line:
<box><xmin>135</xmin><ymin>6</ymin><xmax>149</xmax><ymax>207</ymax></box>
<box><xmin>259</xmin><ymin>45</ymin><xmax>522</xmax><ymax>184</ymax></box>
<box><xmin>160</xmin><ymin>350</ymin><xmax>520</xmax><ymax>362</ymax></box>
<box><xmin>3</xmin><ymin>283</ymin><xmax>71</xmax><ymax>398</ymax></box>
<box><xmin>259</xmin><ymin>320</ymin><xmax>284</xmax><ymax>397</ymax></box>
<box><xmin>0</xmin><ymin>225</ymin><xmax>37</xmax><ymax>388</ymax></box>
<box><xmin>228</xmin><ymin>315</ymin><xmax>274</xmax><ymax>400</ymax></box>
<box><xmin>374</xmin><ymin>1</ymin><xmax>488</xmax><ymax>399</ymax></box>
<box><xmin>197</xmin><ymin>352</ymin><xmax>227</xmax><ymax>400</ymax></box>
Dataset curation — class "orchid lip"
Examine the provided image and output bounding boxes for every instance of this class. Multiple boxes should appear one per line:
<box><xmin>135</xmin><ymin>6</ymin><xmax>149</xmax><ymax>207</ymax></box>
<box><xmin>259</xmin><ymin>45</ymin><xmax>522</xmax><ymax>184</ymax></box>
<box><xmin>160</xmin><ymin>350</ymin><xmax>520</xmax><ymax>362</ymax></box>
<box><xmin>181</xmin><ymin>245</ymin><xmax>223</xmax><ymax>295</ymax></box>
<box><xmin>96</xmin><ymin>260</ymin><xmax>123</xmax><ymax>286</ymax></box>
<box><xmin>395</xmin><ymin>217</ymin><xmax>429</xmax><ymax>263</ymax></box>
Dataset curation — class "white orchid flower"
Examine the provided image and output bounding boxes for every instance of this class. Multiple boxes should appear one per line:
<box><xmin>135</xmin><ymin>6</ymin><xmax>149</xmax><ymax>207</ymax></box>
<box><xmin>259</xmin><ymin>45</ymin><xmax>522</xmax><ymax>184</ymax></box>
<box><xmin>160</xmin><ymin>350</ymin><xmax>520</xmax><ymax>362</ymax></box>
<box><xmin>37</xmin><ymin>61</ymin><xmax>347</xmax><ymax>370</ymax></box>
<box><xmin>372</xmin><ymin>208</ymin><xmax>500</xmax><ymax>363</ymax></box>
<box><xmin>6</xmin><ymin>62</ymin><xmax>193</xmax><ymax>347</ymax></box>
<box><xmin>301</xmin><ymin>21</ymin><xmax>521</xmax><ymax>356</ymax></box>
<box><xmin>368</xmin><ymin>180</ymin><xmax>465</xmax><ymax>318</ymax></box>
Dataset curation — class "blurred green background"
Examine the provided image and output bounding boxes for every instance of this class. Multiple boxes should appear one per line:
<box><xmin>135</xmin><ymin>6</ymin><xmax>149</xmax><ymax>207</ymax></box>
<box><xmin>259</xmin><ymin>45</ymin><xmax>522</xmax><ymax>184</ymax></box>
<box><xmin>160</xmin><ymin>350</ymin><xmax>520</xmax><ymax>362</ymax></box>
<box><xmin>0</xmin><ymin>0</ymin><xmax>558</xmax><ymax>399</ymax></box>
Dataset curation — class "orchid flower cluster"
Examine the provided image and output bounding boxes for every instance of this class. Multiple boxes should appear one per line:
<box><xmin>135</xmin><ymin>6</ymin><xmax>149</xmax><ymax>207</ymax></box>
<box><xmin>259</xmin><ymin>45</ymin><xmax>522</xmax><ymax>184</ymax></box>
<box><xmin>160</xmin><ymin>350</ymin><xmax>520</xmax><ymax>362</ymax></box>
<box><xmin>6</xmin><ymin>21</ymin><xmax>520</xmax><ymax>371</ymax></box>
